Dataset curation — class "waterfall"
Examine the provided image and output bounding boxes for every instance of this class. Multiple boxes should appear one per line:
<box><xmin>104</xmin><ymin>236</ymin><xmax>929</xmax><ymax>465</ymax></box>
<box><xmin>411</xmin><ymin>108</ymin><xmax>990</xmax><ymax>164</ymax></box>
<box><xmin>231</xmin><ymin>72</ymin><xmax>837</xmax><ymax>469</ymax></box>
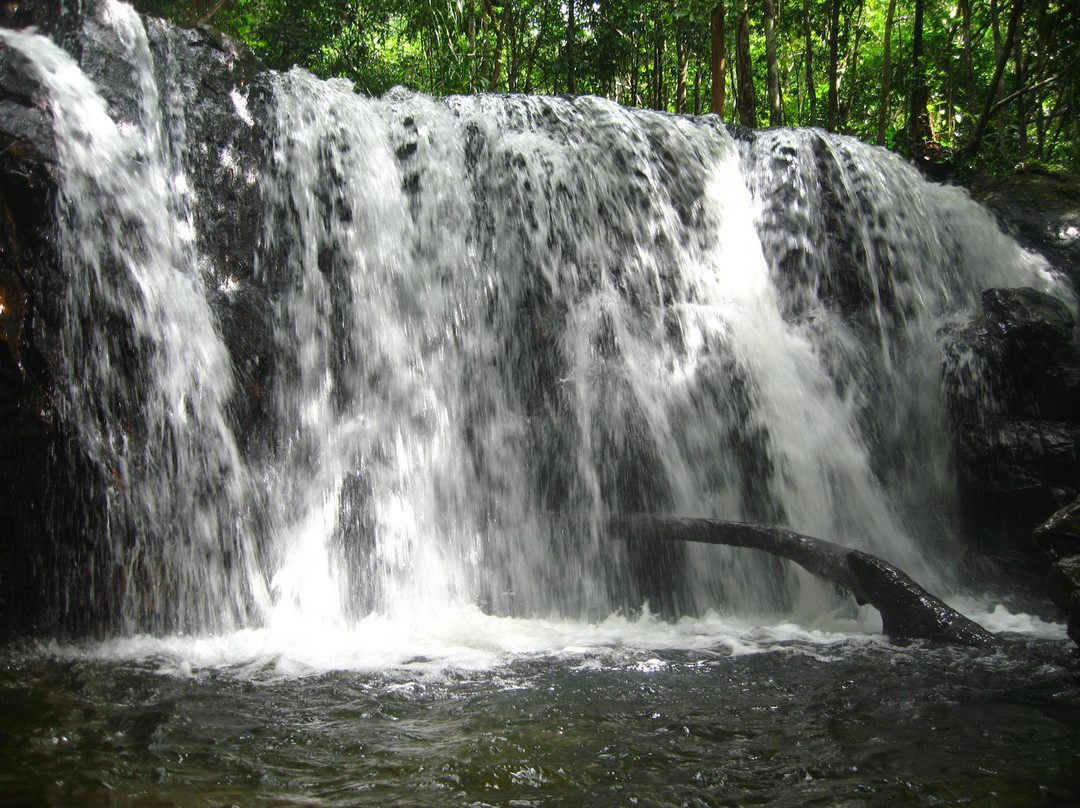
<box><xmin>2</xmin><ymin>7</ymin><xmax>268</xmax><ymax>633</ymax></box>
<box><xmin>1</xmin><ymin>3</ymin><xmax>1065</xmax><ymax>639</ymax></box>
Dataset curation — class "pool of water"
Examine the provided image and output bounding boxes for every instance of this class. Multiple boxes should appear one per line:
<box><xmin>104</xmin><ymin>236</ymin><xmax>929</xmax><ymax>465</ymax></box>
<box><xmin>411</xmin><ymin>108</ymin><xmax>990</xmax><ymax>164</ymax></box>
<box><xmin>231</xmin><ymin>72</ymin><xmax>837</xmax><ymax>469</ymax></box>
<box><xmin>2</xmin><ymin>610</ymin><xmax>1078</xmax><ymax>807</ymax></box>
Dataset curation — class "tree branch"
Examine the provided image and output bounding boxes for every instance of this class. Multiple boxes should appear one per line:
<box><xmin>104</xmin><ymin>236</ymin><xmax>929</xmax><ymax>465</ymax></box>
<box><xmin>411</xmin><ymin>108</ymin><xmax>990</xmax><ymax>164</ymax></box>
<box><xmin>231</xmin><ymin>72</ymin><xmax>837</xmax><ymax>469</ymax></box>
<box><xmin>197</xmin><ymin>0</ymin><xmax>229</xmax><ymax>27</ymax></box>
<box><xmin>610</xmin><ymin>515</ymin><xmax>1000</xmax><ymax>646</ymax></box>
<box><xmin>959</xmin><ymin>0</ymin><xmax>1025</xmax><ymax>160</ymax></box>
<box><xmin>989</xmin><ymin>53</ymin><xmax>1080</xmax><ymax>116</ymax></box>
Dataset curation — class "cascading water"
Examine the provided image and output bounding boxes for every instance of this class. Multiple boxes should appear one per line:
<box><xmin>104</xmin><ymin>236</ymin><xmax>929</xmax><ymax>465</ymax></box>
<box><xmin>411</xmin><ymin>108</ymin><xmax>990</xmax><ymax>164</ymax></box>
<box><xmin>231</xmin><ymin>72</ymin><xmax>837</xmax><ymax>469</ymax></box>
<box><xmin>740</xmin><ymin>129</ymin><xmax>1058</xmax><ymax>551</ymax></box>
<box><xmin>1</xmin><ymin>7</ymin><xmax>267</xmax><ymax>634</ymax></box>
<box><xmin>1</xmin><ymin>2</ymin><xmax>1066</xmax><ymax>649</ymax></box>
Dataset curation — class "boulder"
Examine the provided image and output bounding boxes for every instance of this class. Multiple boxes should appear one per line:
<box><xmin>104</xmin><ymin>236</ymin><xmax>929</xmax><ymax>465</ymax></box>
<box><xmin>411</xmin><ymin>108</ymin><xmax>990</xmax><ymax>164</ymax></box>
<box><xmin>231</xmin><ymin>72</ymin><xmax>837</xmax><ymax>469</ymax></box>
<box><xmin>982</xmin><ymin>286</ymin><xmax>1075</xmax><ymax>344</ymax></box>
<box><xmin>1033</xmin><ymin>495</ymin><xmax>1080</xmax><ymax>560</ymax></box>
<box><xmin>1045</xmin><ymin>556</ymin><xmax>1080</xmax><ymax>647</ymax></box>
<box><xmin>945</xmin><ymin>287</ymin><xmax>1080</xmax><ymax>558</ymax></box>
<box><xmin>1035</xmin><ymin>499</ymin><xmax>1080</xmax><ymax>646</ymax></box>
<box><xmin>968</xmin><ymin>168</ymin><xmax>1080</xmax><ymax>293</ymax></box>
<box><xmin>1045</xmin><ymin>555</ymin><xmax>1080</xmax><ymax>611</ymax></box>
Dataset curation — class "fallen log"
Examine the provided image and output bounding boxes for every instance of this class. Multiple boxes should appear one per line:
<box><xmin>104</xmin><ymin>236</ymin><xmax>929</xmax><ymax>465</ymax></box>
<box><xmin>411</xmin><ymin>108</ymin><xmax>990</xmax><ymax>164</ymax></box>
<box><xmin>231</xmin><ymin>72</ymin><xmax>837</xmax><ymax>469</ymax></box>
<box><xmin>611</xmin><ymin>515</ymin><xmax>999</xmax><ymax>646</ymax></box>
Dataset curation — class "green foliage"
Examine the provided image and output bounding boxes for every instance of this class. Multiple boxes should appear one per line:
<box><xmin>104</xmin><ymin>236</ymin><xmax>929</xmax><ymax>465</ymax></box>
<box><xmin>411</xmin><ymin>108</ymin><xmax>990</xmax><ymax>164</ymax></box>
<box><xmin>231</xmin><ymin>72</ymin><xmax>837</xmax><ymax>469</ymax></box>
<box><xmin>134</xmin><ymin>0</ymin><xmax>1079</xmax><ymax>170</ymax></box>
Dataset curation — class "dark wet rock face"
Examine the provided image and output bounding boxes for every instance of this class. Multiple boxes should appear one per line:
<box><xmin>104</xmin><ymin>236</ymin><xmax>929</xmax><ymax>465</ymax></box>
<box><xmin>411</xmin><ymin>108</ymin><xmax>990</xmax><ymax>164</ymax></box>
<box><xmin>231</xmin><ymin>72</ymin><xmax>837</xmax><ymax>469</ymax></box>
<box><xmin>0</xmin><ymin>24</ymin><xmax>67</xmax><ymax>633</ymax></box>
<box><xmin>0</xmin><ymin>2</ymin><xmax>274</xmax><ymax>631</ymax></box>
<box><xmin>944</xmin><ymin>286</ymin><xmax>1080</xmax><ymax>565</ymax></box>
<box><xmin>1035</xmin><ymin>501</ymin><xmax>1080</xmax><ymax>646</ymax></box>
<box><xmin>0</xmin><ymin>0</ymin><xmax>85</xmax><ymax>57</ymax></box>
<box><xmin>982</xmin><ymin>287</ymin><xmax>1075</xmax><ymax>345</ymax></box>
<box><xmin>970</xmin><ymin>169</ymin><xmax>1080</xmax><ymax>293</ymax></box>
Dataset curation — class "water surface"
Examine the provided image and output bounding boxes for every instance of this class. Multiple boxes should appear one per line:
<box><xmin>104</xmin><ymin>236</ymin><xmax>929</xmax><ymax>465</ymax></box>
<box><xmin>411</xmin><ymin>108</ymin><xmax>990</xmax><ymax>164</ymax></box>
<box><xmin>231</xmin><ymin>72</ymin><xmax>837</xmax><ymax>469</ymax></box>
<box><xmin>3</xmin><ymin>613</ymin><xmax>1077</xmax><ymax>807</ymax></box>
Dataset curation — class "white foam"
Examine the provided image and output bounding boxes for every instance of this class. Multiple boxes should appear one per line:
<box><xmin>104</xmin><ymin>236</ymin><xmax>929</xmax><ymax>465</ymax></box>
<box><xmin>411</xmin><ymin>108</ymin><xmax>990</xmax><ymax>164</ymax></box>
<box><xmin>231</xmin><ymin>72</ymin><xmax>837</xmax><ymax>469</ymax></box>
<box><xmin>947</xmin><ymin>596</ymin><xmax>1068</xmax><ymax>640</ymax></box>
<box><xmin>45</xmin><ymin>607</ymin><xmax>900</xmax><ymax>680</ymax></box>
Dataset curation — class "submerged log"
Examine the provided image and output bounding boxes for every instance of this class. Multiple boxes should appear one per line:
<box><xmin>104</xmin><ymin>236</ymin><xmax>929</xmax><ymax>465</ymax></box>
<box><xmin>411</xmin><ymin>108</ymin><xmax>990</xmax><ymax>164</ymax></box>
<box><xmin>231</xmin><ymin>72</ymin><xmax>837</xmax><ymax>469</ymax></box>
<box><xmin>612</xmin><ymin>515</ymin><xmax>1000</xmax><ymax>646</ymax></box>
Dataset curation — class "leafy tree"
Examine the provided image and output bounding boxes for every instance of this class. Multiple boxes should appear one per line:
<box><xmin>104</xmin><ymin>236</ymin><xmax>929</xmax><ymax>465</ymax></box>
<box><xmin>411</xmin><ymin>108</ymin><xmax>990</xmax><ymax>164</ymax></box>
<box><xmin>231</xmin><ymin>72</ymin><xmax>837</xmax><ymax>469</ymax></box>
<box><xmin>133</xmin><ymin>0</ymin><xmax>1079</xmax><ymax>171</ymax></box>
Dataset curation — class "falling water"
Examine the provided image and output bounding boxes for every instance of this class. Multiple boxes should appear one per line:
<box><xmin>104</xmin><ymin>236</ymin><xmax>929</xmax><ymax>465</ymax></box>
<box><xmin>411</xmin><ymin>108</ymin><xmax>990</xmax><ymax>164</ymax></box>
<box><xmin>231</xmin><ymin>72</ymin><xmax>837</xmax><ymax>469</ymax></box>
<box><xmin>2</xmin><ymin>7</ymin><xmax>267</xmax><ymax>634</ymax></box>
<box><xmin>1</xmin><ymin>3</ymin><xmax>1065</xmax><ymax>646</ymax></box>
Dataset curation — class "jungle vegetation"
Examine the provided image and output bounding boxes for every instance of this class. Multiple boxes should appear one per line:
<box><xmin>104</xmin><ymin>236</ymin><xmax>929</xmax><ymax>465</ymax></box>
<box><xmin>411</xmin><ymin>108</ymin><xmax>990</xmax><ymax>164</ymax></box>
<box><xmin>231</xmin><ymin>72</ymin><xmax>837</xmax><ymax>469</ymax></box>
<box><xmin>134</xmin><ymin>0</ymin><xmax>1079</xmax><ymax>171</ymax></box>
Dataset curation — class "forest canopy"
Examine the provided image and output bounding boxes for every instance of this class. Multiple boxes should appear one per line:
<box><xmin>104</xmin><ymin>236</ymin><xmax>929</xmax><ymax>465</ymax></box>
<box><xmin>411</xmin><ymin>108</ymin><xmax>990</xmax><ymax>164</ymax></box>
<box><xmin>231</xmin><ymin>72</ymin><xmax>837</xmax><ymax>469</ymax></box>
<box><xmin>133</xmin><ymin>0</ymin><xmax>1078</xmax><ymax>171</ymax></box>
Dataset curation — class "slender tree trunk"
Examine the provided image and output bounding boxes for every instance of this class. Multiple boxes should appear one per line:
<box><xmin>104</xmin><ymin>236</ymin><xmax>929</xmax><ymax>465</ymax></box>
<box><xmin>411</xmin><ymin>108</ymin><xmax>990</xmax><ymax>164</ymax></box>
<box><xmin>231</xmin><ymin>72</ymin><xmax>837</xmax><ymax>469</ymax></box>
<box><xmin>524</xmin><ymin>4</ymin><xmax>551</xmax><ymax>94</ymax></box>
<box><xmin>910</xmin><ymin>0</ymin><xmax>933</xmax><ymax>159</ymax></box>
<box><xmin>468</xmin><ymin>2</ymin><xmax>477</xmax><ymax>92</ymax></box>
<box><xmin>711</xmin><ymin>2</ymin><xmax>727</xmax><ymax>117</ymax></box>
<box><xmin>729</xmin><ymin>39</ymin><xmax>738</xmax><ymax>111</ymax></box>
<box><xmin>1014</xmin><ymin>26</ymin><xmax>1028</xmax><ymax>157</ymax></box>
<box><xmin>963</xmin><ymin>0</ymin><xmax>1024</xmax><ymax>158</ymax></box>
<box><xmin>842</xmin><ymin>0</ymin><xmax>865</xmax><ymax>130</ymax></box>
<box><xmin>566</xmin><ymin>0</ymin><xmax>577</xmax><ymax>94</ymax></box>
<box><xmin>960</xmin><ymin>0</ymin><xmax>976</xmax><ymax>109</ymax></box>
<box><xmin>736</xmin><ymin>1</ymin><xmax>756</xmax><ymax>125</ymax></box>
<box><xmin>764</xmin><ymin>0</ymin><xmax>782</xmax><ymax>125</ymax></box>
<box><xmin>508</xmin><ymin>5</ymin><xmax>520</xmax><ymax>92</ymax></box>
<box><xmin>694</xmin><ymin>65</ymin><xmax>703</xmax><ymax>114</ymax></box>
<box><xmin>653</xmin><ymin>16</ymin><xmax>665</xmax><ymax>110</ymax></box>
<box><xmin>827</xmin><ymin>0</ymin><xmax>841</xmax><ymax>130</ymax></box>
<box><xmin>1032</xmin><ymin>2</ymin><xmax>1052</xmax><ymax>159</ymax></box>
<box><xmin>676</xmin><ymin>38</ymin><xmax>689</xmax><ymax>113</ymax></box>
<box><xmin>196</xmin><ymin>0</ymin><xmax>227</xmax><ymax>26</ymax></box>
<box><xmin>877</xmin><ymin>0</ymin><xmax>897</xmax><ymax>144</ymax></box>
<box><xmin>991</xmin><ymin>0</ymin><xmax>1002</xmax><ymax>54</ymax></box>
<box><xmin>803</xmin><ymin>0</ymin><xmax>816</xmax><ymax>125</ymax></box>
<box><xmin>481</xmin><ymin>0</ymin><xmax>504</xmax><ymax>91</ymax></box>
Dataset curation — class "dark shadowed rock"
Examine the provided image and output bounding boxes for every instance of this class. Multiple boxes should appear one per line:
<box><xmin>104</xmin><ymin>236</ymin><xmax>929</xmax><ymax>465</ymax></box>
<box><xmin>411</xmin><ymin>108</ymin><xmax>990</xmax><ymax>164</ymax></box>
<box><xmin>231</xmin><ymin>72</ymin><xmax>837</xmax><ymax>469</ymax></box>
<box><xmin>0</xmin><ymin>0</ymin><xmax>87</xmax><ymax>57</ymax></box>
<box><xmin>1046</xmin><ymin>556</ymin><xmax>1080</xmax><ymax>611</ymax></box>
<box><xmin>982</xmin><ymin>287</ymin><xmax>1075</xmax><ymax>344</ymax></box>
<box><xmin>1045</xmin><ymin>556</ymin><xmax>1080</xmax><ymax>647</ymax></box>
<box><xmin>1034</xmin><ymin>495</ymin><xmax>1080</xmax><ymax>560</ymax></box>
<box><xmin>1035</xmin><ymin>498</ymin><xmax>1080</xmax><ymax>647</ymax></box>
<box><xmin>945</xmin><ymin>287</ymin><xmax>1080</xmax><ymax>563</ymax></box>
<box><xmin>969</xmin><ymin>168</ymin><xmax>1080</xmax><ymax>292</ymax></box>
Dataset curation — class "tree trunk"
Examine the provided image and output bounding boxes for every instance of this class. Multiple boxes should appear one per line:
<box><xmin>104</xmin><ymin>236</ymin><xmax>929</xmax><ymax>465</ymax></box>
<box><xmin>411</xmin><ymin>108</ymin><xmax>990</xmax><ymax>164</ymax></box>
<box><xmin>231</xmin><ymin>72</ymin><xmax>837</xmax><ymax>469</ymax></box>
<box><xmin>1032</xmin><ymin>1</ymin><xmax>1053</xmax><ymax>159</ymax></box>
<box><xmin>991</xmin><ymin>0</ymin><xmax>1002</xmax><ymax>55</ymax></box>
<box><xmin>803</xmin><ymin>0</ymin><xmax>817</xmax><ymax>125</ymax></box>
<box><xmin>506</xmin><ymin>4</ymin><xmax>519</xmax><ymax>93</ymax></box>
<box><xmin>676</xmin><ymin>38</ymin><xmax>690</xmax><ymax>113</ymax></box>
<box><xmin>963</xmin><ymin>0</ymin><xmax>1024</xmax><ymax>159</ymax></box>
<box><xmin>764</xmin><ymin>0</ymin><xmax>782</xmax><ymax>125</ymax></box>
<box><xmin>826</xmin><ymin>0</ymin><xmax>842</xmax><ymax>130</ymax></box>
<box><xmin>468</xmin><ymin>1</ymin><xmax>477</xmax><ymax>92</ymax></box>
<box><xmin>611</xmin><ymin>515</ymin><xmax>1000</xmax><ymax>646</ymax></box>
<box><xmin>960</xmin><ymin>0</ymin><xmax>976</xmax><ymax>109</ymax></box>
<box><xmin>481</xmin><ymin>0</ymin><xmax>504</xmax><ymax>91</ymax></box>
<box><xmin>877</xmin><ymin>0</ymin><xmax>897</xmax><ymax>144</ymax></box>
<box><xmin>910</xmin><ymin>0</ymin><xmax>933</xmax><ymax>159</ymax></box>
<box><xmin>566</xmin><ymin>0</ymin><xmax>576</xmax><ymax>94</ymax></box>
<box><xmin>653</xmin><ymin>16</ymin><xmax>665</xmax><ymax>110</ymax></box>
<box><xmin>711</xmin><ymin>2</ymin><xmax>727</xmax><ymax>117</ymax></box>
<box><xmin>524</xmin><ymin>2</ymin><xmax>556</xmax><ymax>94</ymax></box>
<box><xmin>842</xmin><ymin>0</ymin><xmax>866</xmax><ymax>131</ymax></box>
<box><xmin>1014</xmin><ymin>24</ymin><xmax>1028</xmax><ymax>157</ymax></box>
<box><xmin>736</xmin><ymin>2</ymin><xmax>756</xmax><ymax>125</ymax></box>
